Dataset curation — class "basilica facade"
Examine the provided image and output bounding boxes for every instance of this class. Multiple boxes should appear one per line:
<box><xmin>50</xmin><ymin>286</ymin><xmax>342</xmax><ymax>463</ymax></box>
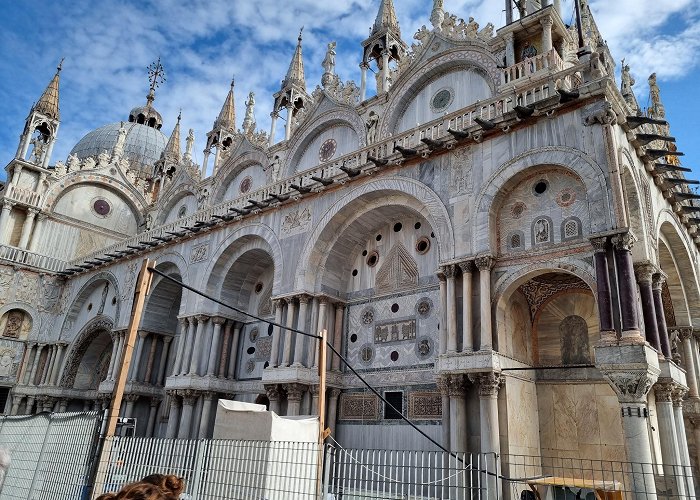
<box><xmin>1</xmin><ymin>0</ymin><xmax>699</xmax><ymax>489</ymax></box>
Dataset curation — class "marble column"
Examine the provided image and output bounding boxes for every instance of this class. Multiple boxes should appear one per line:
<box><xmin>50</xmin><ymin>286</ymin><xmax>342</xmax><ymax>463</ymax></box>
<box><xmin>40</xmin><ymin>345</ymin><xmax>55</xmax><ymax>385</ymax></box>
<box><xmin>124</xmin><ymin>394</ymin><xmax>139</xmax><ymax>418</ymax></box>
<box><xmin>198</xmin><ymin>392</ymin><xmax>216</xmax><ymax>439</ymax></box>
<box><xmin>156</xmin><ymin>337</ymin><xmax>172</xmax><ymax>385</ymax></box>
<box><xmin>293</xmin><ymin>295</ymin><xmax>310</xmax><ymax>367</ymax></box>
<box><xmin>286</xmin><ymin>383</ymin><xmax>305</xmax><ymax>416</ymax></box>
<box><xmin>691</xmin><ymin>417</ymin><xmax>700</xmax><ymax>482</ymax></box>
<box><xmin>591</xmin><ymin>237</ymin><xmax>615</xmax><ymax>338</ymax></box>
<box><xmin>327</xmin><ymin>388</ymin><xmax>341</xmax><ymax>439</ymax></box>
<box><xmin>270</xmin><ymin>300</ymin><xmax>284</xmax><ymax>368</ymax></box>
<box><xmin>359</xmin><ymin>62</ymin><xmax>368</xmax><ymax>101</ymax></box>
<box><xmin>612</xmin><ymin>233</ymin><xmax>642</xmax><ymax>339</ymax></box>
<box><xmin>227</xmin><ymin>323</ymin><xmax>240</xmax><ymax>379</ymax></box>
<box><xmin>106</xmin><ymin>334</ymin><xmax>119</xmax><ymax>382</ymax></box>
<box><xmin>143</xmin><ymin>334</ymin><xmax>158</xmax><ymax>384</ymax></box>
<box><xmin>130</xmin><ymin>331</ymin><xmax>148</xmax><ymax>382</ymax></box>
<box><xmin>438</xmin><ymin>271</ymin><xmax>447</xmax><ymax>354</ymax></box>
<box><xmin>25</xmin><ymin>396</ymin><xmax>35</xmax><ymax>415</ymax></box>
<box><xmin>165</xmin><ymin>394</ymin><xmax>181</xmax><ymax>439</ymax></box>
<box><xmin>28</xmin><ymin>344</ymin><xmax>44</xmax><ymax>385</ymax></box>
<box><xmin>282</xmin><ymin>299</ymin><xmax>297</xmax><ymax>367</ymax></box>
<box><xmin>437</xmin><ymin>376</ymin><xmax>451</xmax><ymax>450</ymax></box>
<box><xmin>17</xmin><ymin>208</ymin><xmax>37</xmax><ymax>249</ymax></box>
<box><xmin>448</xmin><ymin>375</ymin><xmax>468</xmax><ymax>453</ymax></box>
<box><xmin>310</xmin><ymin>385</ymin><xmax>320</xmax><ymax>416</ymax></box>
<box><xmin>178</xmin><ymin>391</ymin><xmax>197</xmax><ymax>439</ymax></box>
<box><xmin>654</xmin><ymin>383</ymin><xmax>686</xmax><ymax>498</ymax></box>
<box><xmin>50</xmin><ymin>343</ymin><xmax>65</xmax><ymax>385</ymax></box>
<box><xmin>314</xmin><ymin>298</ymin><xmax>329</xmax><ymax>368</ymax></box>
<box><xmin>0</xmin><ymin>201</ymin><xmax>15</xmax><ymax>243</ymax></box>
<box><xmin>652</xmin><ymin>273</ymin><xmax>673</xmax><ymax>358</ymax></box>
<box><xmin>10</xmin><ymin>396</ymin><xmax>21</xmax><ymax>415</ymax></box>
<box><xmin>111</xmin><ymin>332</ymin><xmax>125</xmax><ymax>380</ymax></box>
<box><xmin>207</xmin><ymin>317</ymin><xmax>225</xmax><ymax>376</ymax></box>
<box><xmin>331</xmin><ymin>303</ymin><xmax>344</xmax><ymax>371</ymax></box>
<box><xmin>188</xmin><ymin>316</ymin><xmax>208</xmax><ymax>375</ymax></box>
<box><xmin>445</xmin><ymin>265</ymin><xmax>458</xmax><ymax>353</ymax></box>
<box><xmin>476</xmin><ymin>372</ymin><xmax>502</xmax><ymax>499</ymax></box>
<box><xmin>380</xmin><ymin>50</ymin><xmax>390</xmax><ymax>93</ymax></box>
<box><xmin>27</xmin><ymin>214</ymin><xmax>47</xmax><ymax>252</ymax></box>
<box><xmin>672</xmin><ymin>388</ymin><xmax>696</xmax><ymax>498</ymax></box>
<box><xmin>219</xmin><ymin>321</ymin><xmax>232</xmax><ymax>377</ymax></box>
<box><xmin>504</xmin><ymin>0</ymin><xmax>513</xmax><ymax>25</ymax></box>
<box><xmin>504</xmin><ymin>32</ymin><xmax>515</xmax><ymax>66</ymax></box>
<box><xmin>269</xmin><ymin>111</ymin><xmax>279</xmax><ymax>147</ymax></box>
<box><xmin>540</xmin><ymin>16</ymin><xmax>553</xmax><ymax>54</ymax></box>
<box><xmin>284</xmin><ymin>105</ymin><xmax>294</xmax><ymax>141</ymax></box>
<box><xmin>459</xmin><ymin>262</ymin><xmax>475</xmax><ymax>352</ymax></box>
<box><xmin>58</xmin><ymin>399</ymin><xmax>68</xmax><ymax>413</ymax></box>
<box><xmin>147</xmin><ymin>399</ymin><xmax>160</xmax><ymax>437</ymax></box>
<box><xmin>634</xmin><ymin>262</ymin><xmax>662</xmax><ymax>353</ymax></box>
<box><xmin>475</xmin><ymin>255</ymin><xmax>494</xmax><ymax>351</ymax></box>
<box><xmin>679</xmin><ymin>329</ymin><xmax>699</xmax><ymax>398</ymax></box>
<box><xmin>172</xmin><ymin>318</ymin><xmax>188</xmax><ymax>376</ymax></box>
<box><xmin>266</xmin><ymin>385</ymin><xmax>282</xmax><ymax>415</ymax></box>
<box><xmin>19</xmin><ymin>342</ymin><xmax>36</xmax><ymax>385</ymax></box>
<box><xmin>179</xmin><ymin>318</ymin><xmax>196</xmax><ymax>375</ymax></box>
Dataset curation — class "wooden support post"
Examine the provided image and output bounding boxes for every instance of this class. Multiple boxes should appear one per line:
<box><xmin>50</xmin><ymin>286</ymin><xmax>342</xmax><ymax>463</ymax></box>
<box><xmin>316</xmin><ymin>329</ymin><xmax>328</xmax><ymax>499</ymax></box>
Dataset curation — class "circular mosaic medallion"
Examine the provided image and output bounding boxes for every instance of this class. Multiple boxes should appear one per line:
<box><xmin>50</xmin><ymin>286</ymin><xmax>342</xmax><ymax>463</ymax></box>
<box><xmin>361</xmin><ymin>308</ymin><xmax>374</xmax><ymax>325</ymax></box>
<box><xmin>510</xmin><ymin>202</ymin><xmax>526</xmax><ymax>219</ymax></box>
<box><xmin>415</xmin><ymin>298</ymin><xmax>433</xmax><ymax>318</ymax></box>
<box><xmin>249</xmin><ymin>327</ymin><xmax>259</xmax><ymax>342</ymax></box>
<box><xmin>92</xmin><ymin>198</ymin><xmax>111</xmax><ymax>217</ymax></box>
<box><xmin>415</xmin><ymin>336</ymin><xmax>434</xmax><ymax>360</ymax></box>
<box><xmin>430</xmin><ymin>88</ymin><xmax>454</xmax><ymax>112</ymax></box>
<box><xmin>245</xmin><ymin>360</ymin><xmax>256</xmax><ymax>374</ymax></box>
<box><xmin>319</xmin><ymin>138</ymin><xmax>337</xmax><ymax>162</ymax></box>
<box><xmin>556</xmin><ymin>187</ymin><xmax>576</xmax><ymax>207</ymax></box>
<box><xmin>359</xmin><ymin>344</ymin><xmax>374</xmax><ymax>365</ymax></box>
<box><xmin>240</xmin><ymin>176</ymin><xmax>253</xmax><ymax>194</ymax></box>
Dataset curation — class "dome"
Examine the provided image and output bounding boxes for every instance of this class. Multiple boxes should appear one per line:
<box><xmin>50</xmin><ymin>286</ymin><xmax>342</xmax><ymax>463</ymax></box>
<box><xmin>128</xmin><ymin>103</ymin><xmax>163</xmax><ymax>129</ymax></box>
<box><xmin>69</xmin><ymin>122</ymin><xmax>168</xmax><ymax>167</ymax></box>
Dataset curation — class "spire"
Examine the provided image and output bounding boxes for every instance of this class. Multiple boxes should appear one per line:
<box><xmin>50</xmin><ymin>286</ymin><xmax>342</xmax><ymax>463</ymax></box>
<box><xmin>163</xmin><ymin>111</ymin><xmax>182</xmax><ymax>161</ymax></box>
<box><xmin>372</xmin><ymin>0</ymin><xmax>400</xmax><ymax>37</ymax></box>
<box><xmin>282</xmin><ymin>28</ymin><xmax>306</xmax><ymax>90</ymax></box>
<box><xmin>35</xmin><ymin>59</ymin><xmax>62</xmax><ymax>120</ymax></box>
<box><xmin>215</xmin><ymin>78</ymin><xmax>236</xmax><ymax>130</ymax></box>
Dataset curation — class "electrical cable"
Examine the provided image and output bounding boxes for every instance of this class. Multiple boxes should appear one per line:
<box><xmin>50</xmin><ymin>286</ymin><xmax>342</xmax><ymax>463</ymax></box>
<box><xmin>146</xmin><ymin>267</ymin><xmax>549</xmax><ymax>484</ymax></box>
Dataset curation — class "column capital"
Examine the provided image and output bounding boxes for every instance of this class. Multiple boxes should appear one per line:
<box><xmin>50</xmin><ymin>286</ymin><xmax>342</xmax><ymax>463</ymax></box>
<box><xmin>676</xmin><ymin>327</ymin><xmax>694</xmax><ymax>341</ymax></box>
<box><xmin>124</xmin><ymin>393</ymin><xmax>140</xmax><ymax>403</ymax></box>
<box><xmin>297</xmin><ymin>294</ymin><xmax>311</xmax><ymax>304</ymax></box>
<box><xmin>2</xmin><ymin>200</ymin><xmax>16</xmax><ymax>211</ymax></box>
<box><xmin>446</xmin><ymin>374</ymin><xmax>468</xmax><ymax>397</ymax></box>
<box><xmin>603</xmin><ymin>369</ymin><xmax>658</xmax><ymax>404</ymax></box>
<box><xmin>654</xmin><ymin>381</ymin><xmax>674</xmax><ymax>402</ymax></box>
<box><xmin>611</xmin><ymin>231</ymin><xmax>636</xmax><ymax>251</ymax></box>
<box><xmin>672</xmin><ymin>386</ymin><xmax>688</xmax><ymax>407</ymax></box>
<box><xmin>26</xmin><ymin>208</ymin><xmax>38</xmax><ymax>217</ymax></box>
<box><xmin>470</xmin><ymin>372</ymin><xmax>502</xmax><ymax>398</ymax></box>
<box><xmin>503</xmin><ymin>31</ymin><xmax>514</xmax><ymax>42</ymax></box>
<box><xmin>163</xmin><ymin>336</ymin><xmax>173</xmax><ymax>345</ymax></box>
<box><xmin>195</xmin><ymin>314</ymin><xmax>210</xmax><ymax>323</ymax></box>
<box><xmin>178</xmin><ymin>389</ymin><xmax>198</xmax><ymax>405</ymax></box>
<box><xmin>458</xmin><ymin>261</ymin><xmax>475</xmax><ymax>274</ymax></box>
<box><xmin>137</xmin><ymin>330</ymin><xmax>149</xmax><ymax>339</ymax></box>
<box><xmin>149</xmin><ymin>397</ymin><xmax>161</xmax><ymax>407</ymax></box>
<box><xmin>265</xmin><ymin>384</ymin><xmax>282</xmax><ymax>401</ymax></box>
<box><xmin>285</xmin><ymin>383</ymin><xmax>306</xmax><ymax>401</ymax></box>
<box><xmin>318</xmin><ymin>296</ymin><xmax>330</xmax><ymax>305</ymax></box>
<box><xmin>475</xmin><ymin>254</ymin><xmax>495</xmax><ymax>271</ymax></box>
<box><xmin>308</xmin><ymin>384</ymin><xmax>319</xmax><ymax>396</ymax></box>
<box><xmin>436</xmin><ymin>374</ymin><xmax>450</xmax><ymax>395</ymax></box>
<box><xmin>652</xmin><ymin>271</ymin><xmax>667</xmax><ymax>290</ymax></box>
<box><xmin>633</xmin><ymin>261</ymin><xmax>658</xmax><ymax>284</ymax></box>
<box><xmin>328</xmin><ymin>387</ymin><xmax>341</xmax><ymax>398</ymax></box>
<box><xmin>436</xmin><ymin>270</ymin><xmax>446</xmax><ymax>282</ymax></box>
<box><xmin>179</xmin><ymin>316</ymin><xmax>189</xmax><ymax>327</ymax></box>
<box><xmin>202</xmin><ymin>391</ymin><xmax>216</xmax><ymax>401</ymax></box>
<box><xmin>539</xmin><ymin>15</ymin><xmax>554</xmax><ymax>28</ymax></box>
<box><xmin>212</xmin><ymin>316</ymin><xmax>226</xmax><ymax>325</ymax></box>
<box><xmin>442</xmin><ymin>264</ymin><xmax>457</xmax><ymax>279</ymax></box>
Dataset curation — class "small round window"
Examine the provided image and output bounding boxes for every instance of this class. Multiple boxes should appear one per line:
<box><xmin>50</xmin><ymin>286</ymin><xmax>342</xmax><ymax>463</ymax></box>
<box><xmin>92</xmin><ymin>198</ymin><xmax>111</xmax><ymax>217</ymax></box>
<box><xmin>431</xmin><ymin>88</ymin><xmax>454</xmax><ymax>112</ymax></box>
<box><xmin>533</xmin><ymin>180</ymin><xmax>549</xmax><ymax>196</ymax></box>
<box><xmin>240</xmin><ymin>176</ymin><xmax>253</xmax><ymax>194</ymax></box>
<box><xmin>416</xmin><ymin>237</ymin><xmax>431</xmax><ymax>254</ymax></box>
<box><xmin>366</xmin><ymin>251</ymin><xmax>379</xmax><ymax>267</ymax></box>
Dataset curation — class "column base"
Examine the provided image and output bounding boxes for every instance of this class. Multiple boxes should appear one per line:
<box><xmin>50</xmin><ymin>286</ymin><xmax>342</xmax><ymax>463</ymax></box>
<box><xmin>621</xmin><ymin>329</ymin><xmax>646</xmax><ymax>344</ymax></box>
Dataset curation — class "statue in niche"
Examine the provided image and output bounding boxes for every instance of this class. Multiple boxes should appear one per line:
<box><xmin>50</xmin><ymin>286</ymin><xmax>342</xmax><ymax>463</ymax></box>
<box><xmin>560</xmin><ymin>315</ymin><xmax>591</xmax><ymax>365</ymax></box>
<box><xmin>98</xmin><ymin>283</ymin><xmax>109</xmax><ymax>315</ymax></box>
<box><xmin>113</xmin><ymin>121</ymin><xmax>127</xmax><ymax>158</ymax></box>
<box><xmin>269</xmin><ymin>155</ymin><xmax>281</xmax><ymax>182</ymax></box>
<box><xmin>365</xmin><ymin>111</ymin><xmax>379</xmax><ymax>145</ymax></box>
<box><xmin>184</xmin><ymin>128</ymin><xmax>195</xmax><ymax>162</ymax></box>
<box><xmin>521</xmin><ymin>40</ymin><xmax>537</xmax><ymax>60</ymax></box>
<box><xmin>29</xmin><ymin>136</ymin><xmax>46</xmax><ymax>164</ymax></box>
<box><xmin>534</xmin><ymin>218</ymin><xmax>550</xmax><ymax>243</ymax></box>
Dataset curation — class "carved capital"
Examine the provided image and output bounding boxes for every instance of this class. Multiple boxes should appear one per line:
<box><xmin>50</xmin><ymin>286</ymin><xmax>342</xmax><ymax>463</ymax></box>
<box><xmin>654</xmin><ymin>382</ymin><xmax>674</xmax><ymax>403</ymax></box>
<box><xmin>472</xmin><ymin>372</ymin><xmax>502</xmax><ymax>398</ymax></box>
<box><xmin>652</xmin><ymin>271</ymin><xmax>667</xmax><ymax>290</ymax></box>
<box><xmin>443</xmin><ymin>264</ymin><xmax>457</xmax><ymax>279</ymax></box>
<box><xmin>436</xmin><ymin>271</ymin><xmax>446</xmax><ymax>283</ymax></box>
<box><xmin>2</xmin><ymin>200</ymin><xmax>16</xmax><ymax>211</ymax></box>
<box><xmin>475</xmin><ymin>254</ymin><xmax>494</xmax><ymax>271</ymax></box>
<box><xmin>436</xmin><ymin>375</ymin><xmax>450</xmax><ymax>395</ymax></box>
<box><xmin>604</xmin><ymin>370</ymin><xmax>657</xmax><ymax>403</ymax></box>
<box><xmin>138</xmin><ymin>330</ymin><xmax>148</xmax><ymax>339</ymax></box>
<box><xmin>633</xmin><ymin>262</ymin><xmax>657</xmax><ymax>284</ymax></box>
<box><xmin>677</xmin><ymin>327</ymin><xmax>693</xmax><ymax>342</ymax></box>
<box><xmin>195</xmin><ymin>314</ymin><xmax>210</xmax><ymax>323</ymax></box>
<box><xmin>178</xmin><ymin>390</ymin><xmax>198</xmax><ymax>405</ymax></box>
<box><xmin>202</xmin><ymin>391</ymin><xmax>216</xmax><ymax>401</ymax></box>
<box><xmin>328</xmin><ymin>388</ymin><xmax>341</xmax><ymax>399</ymax></box>
<box><xmin>672</xmin><ymin>386</ymin><xmax>688</xmax><ymax>407</ymax></box>
<box><xmin>693</xmin><ymin>329</ymin><xmax>700</xmax><ymax>342</ymax></box>
<box><xmin>212</xmin><ymin>316</ymin><xmax>226</xmax><ymax>325</ymax></box>
<box><xmin>308</xmin><ymin>384</ymin><xmax>319</xmax><ymax>396</ymax></box>
<box><xmin>611</xmin><ymin>232</ymin><xmax>636</xmax><ymax>251</ymax></box>
<box><xmin>124</xmin><ymin>394</ymin><xmax>140</xmax><ymax>403</ymax></box>
<box><xmin>539</xmin><ymin>16</ymin><xmax>554</xmax><ymax>29</ymax></box>
<box><xmin>265</xmin><ymin>384</ymin><xmax>282</xmax><ymax>401</ymax></box>
<box><xmin>285</xmin><ymin>383</ymin><xmax>306</xmax><ymax>401</ymax></box>
<box><xmin>149</xmin><ymin>397</ymin><xmax>161</xmax><ymax>407</ymax></box>
<box><xmin>26</xmin><ymin>208</ymin><xmax>39</xmax><ymax>217</ymax></box>
<box><xmin>446</xmin><ymin>374</ymin><xmax>468</xmax><ymax>397</ymax></box>
<box><xmin>458</xmin><ymin>261</ymin><xmax>475</xmax><ymax>274</ymax></box>
<box><xmin>297</xmin><ymin>294</ymin><xmax>311</xmax><ymax>304</ymax></box>
<box><xmin>163</xmin><ymin>336</ymin><xmax>173</xmax><ymax>345</ymax></box>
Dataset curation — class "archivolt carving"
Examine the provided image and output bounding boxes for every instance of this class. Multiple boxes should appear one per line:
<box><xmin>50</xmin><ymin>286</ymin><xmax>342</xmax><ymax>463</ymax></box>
<box><xmin>59</xmin><ymin>315</ymin><xmax>114</xmax><ymax>388</ymax></box>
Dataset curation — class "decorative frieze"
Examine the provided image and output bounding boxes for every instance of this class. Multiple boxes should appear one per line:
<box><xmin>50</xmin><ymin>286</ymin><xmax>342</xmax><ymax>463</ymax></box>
<box><xmin>339</xmin><ymin>393</ymin><xmax>379</xmax><ymax>421</ymax></box>
<box><xmin>408</xmin><ymin>391</ymin><xmax>442</xmax><ymax>419</ymax></box>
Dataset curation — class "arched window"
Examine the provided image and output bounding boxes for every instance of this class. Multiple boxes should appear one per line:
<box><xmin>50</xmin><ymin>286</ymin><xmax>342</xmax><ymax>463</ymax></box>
<box><xmin>561</xmin><ymin>217</ymin><xmax>582</xmax><ymax>241</ymax></box>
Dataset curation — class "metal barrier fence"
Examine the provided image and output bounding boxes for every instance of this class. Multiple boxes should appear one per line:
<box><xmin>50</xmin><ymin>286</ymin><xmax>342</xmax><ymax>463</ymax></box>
<box><xmin>93</xmin><ymin>437</ymin><xmax>321</xmax><ymax>500</ymax></box>
<box><xmin>0</xmin><ymin>411</ymin><xmax>101</xmax><ymax>500</ymax></box>
<box><xmin>501</xmin><ymin>454</ymin><xmax>697</xmax><ymax>500</ymax></box>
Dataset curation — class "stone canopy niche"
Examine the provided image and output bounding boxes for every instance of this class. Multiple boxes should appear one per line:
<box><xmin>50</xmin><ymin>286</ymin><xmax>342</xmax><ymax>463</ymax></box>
<box><xmin>0</xmin><ymin>310</ymin><xmax>31</xmax><ymax>340</ymax></box>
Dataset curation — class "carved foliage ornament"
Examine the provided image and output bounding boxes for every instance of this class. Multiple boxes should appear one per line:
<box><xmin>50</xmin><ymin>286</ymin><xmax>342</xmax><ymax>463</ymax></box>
<box><xmin>604</xmin><ymin>370</ymin><xmax>657</xmax><ymax>403</ymax></box>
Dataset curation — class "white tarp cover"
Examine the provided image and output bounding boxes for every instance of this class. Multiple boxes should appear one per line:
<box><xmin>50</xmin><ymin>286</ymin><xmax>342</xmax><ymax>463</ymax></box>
<box><xmin>213</xmin><ymin>400</ymin><xmax>320</xmax><ymax>499</ymax></box>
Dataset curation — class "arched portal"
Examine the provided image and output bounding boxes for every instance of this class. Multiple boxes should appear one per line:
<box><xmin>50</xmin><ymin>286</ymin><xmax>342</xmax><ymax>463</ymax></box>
<box><xmin>59</xmin><ymin>316</ymin><xmax>114</xmax><ymax>391</ymax></box>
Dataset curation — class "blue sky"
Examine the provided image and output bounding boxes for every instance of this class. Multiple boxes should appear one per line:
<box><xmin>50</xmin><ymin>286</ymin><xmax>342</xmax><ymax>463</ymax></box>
<box><xmin>1</xmin><ymin>0</ymin><xmax>699</xmax><ymax>182</ymax></box>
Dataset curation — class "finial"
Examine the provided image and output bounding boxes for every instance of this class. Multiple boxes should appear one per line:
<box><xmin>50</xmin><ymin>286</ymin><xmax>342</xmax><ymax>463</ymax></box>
<box><xmin>177</xmin><ymin>109</ymin><xmax>182</xmax><ymax>122</ymax></box>
<box><xmin>146</xmin><ymin>58</ymin><xmax>166</xmax><ymax>105</ymax></box>
<box><xmin>231</xmin><ymin>75</ymin><xmax>235</xmax><ymax>88</ymax></box>
<box><xmin>57</xmin><ymin>58</ymin><xmax>65</xmax><ymax>73</ymax></box>
<box><xmin>298</xmin><ymin>26</ymin><xmax>304</xmax><ymax>41</ymax></box>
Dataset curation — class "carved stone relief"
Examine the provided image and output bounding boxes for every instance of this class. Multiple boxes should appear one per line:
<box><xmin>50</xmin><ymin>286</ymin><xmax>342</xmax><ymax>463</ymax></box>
<box><xmin>375</xmin><ymin>243</ymin><xmax>418</xmax><ymax>294</ymax></box>
<box><xmin>339</xmin><ymin>393</ymin><xmax>379</xmax><ymax>421</ymax></box>
<box><xmin>559</xmin><ymin>315</ymin><xmax>591</xmax><ymax>365</ymax></box>
<box><xmin>281</xmin><ymin>207</ymin><xmax>312</xmax><ymax>237</ymax></box>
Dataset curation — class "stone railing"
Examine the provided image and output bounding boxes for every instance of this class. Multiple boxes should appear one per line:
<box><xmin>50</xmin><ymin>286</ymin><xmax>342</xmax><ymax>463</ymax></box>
<box><xmin>71</xmin><ymin>61</ymin><xmax>588</xmax><ymax>267</ymax></box>
<box><xmin>0</xmin><ymin>244</ymin><xmax>67</xmax><ymax>272</ymax></box>
<box><xmin>5</xmin><ymin>185</ymin><xmax>41</xmax><ymax>207</ymax></box>
<box><xmin>501</xmin><ymin>48</ymin><xmax>565</xmax><ymax>85</ymax></box>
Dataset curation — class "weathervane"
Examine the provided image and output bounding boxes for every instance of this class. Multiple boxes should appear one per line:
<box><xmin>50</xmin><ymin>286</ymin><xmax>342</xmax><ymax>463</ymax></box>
<box><xmin>146</xmin><ymin>58</ymin><xmax>166</xmax><ymax>105</ymax></box>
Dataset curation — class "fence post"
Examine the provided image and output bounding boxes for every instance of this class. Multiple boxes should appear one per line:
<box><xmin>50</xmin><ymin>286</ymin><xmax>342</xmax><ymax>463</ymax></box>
<box><xmin>190</xmin><ymin>439</ymin><xmax>207</xmax><ymax>497</ymax></box>
<box><xmin>322</xmin><ymin>444</ymin><xmax>334</xmax><ymax>499</ymax></box>
<box><xmin>27</xmin><ymin>413</ymin><xmax>54</xmax><ymax>499</ymax></box>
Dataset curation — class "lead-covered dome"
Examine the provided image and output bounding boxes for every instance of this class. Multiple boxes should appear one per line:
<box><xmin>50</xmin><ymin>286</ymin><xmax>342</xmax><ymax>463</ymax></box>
<box><xmin>69</xmin><ymin>122</ymin><xmax>167</xmax><ymax>167</ymax></box>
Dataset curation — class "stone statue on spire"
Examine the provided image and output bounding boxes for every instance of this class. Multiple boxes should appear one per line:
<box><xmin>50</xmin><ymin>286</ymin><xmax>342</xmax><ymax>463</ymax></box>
<box><xmin>321</xmin><ymin>42</ymin><xmax>337</xmax><ymax>87</ymax></box>
<box><xmin>184</xmin><ymin>129</ymin><xmax>195</xmax><ymax>162</ymax></box>
<box><xmin>113</xmin><ymin>121</ymin><xmax>128</xmax><ymax>159</ymax></box>
<box><xmin>430</xmin><ymin>0</ymin><xmax>444</xmax><ymax>30</ymax></box>
<box><xmin>620</xmin><ymin>60</ymin><xmax>638</xmax><ymax>112</ymax></box>
<box><xmin>242</xmin><ymin>92</ymin><xmax>257</xmax><ymax>136</ymax></box>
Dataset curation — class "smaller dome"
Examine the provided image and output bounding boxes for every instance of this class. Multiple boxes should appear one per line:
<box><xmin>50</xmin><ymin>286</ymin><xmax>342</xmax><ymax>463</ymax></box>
<box><xmin>69</xmin><ymin>122</ymin><xmax>167</xmax><ymax>168</ymax></box>
<box><xmin>128</xmin><ymin>104</ymin><xmax>163</xmax><ymax>130</ymax></box>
